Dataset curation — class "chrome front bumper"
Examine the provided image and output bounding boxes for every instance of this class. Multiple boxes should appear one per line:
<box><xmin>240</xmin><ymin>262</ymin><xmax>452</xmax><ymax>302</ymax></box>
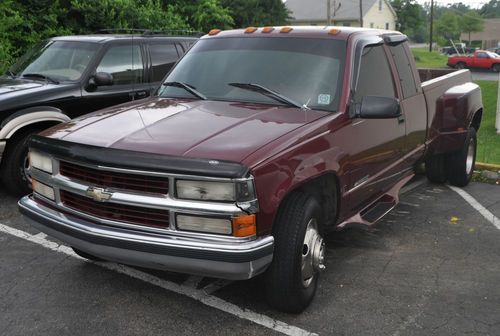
<box><xmin>19</xmin><ymin>196</ymin><xmax>274</xmax><ymax>280</ymax></box>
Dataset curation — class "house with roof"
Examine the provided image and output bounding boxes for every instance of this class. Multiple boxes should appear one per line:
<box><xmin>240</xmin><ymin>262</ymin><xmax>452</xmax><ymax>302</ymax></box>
<box><xmin>285</xmin><ymin>0</ymin><xmax>397</xmax><ymax>30</ymax></box>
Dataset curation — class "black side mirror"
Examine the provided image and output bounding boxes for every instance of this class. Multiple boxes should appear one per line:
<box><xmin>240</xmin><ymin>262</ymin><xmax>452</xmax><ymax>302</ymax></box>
<box><xmin>91</xmin><ymin>72</ymin><xmax>113</xmax><ymax>87</ymax></box>
<box><xmin>356</xmin><ymin>96</ymin><xmax>401</xmax><ymax>119</ymax></box>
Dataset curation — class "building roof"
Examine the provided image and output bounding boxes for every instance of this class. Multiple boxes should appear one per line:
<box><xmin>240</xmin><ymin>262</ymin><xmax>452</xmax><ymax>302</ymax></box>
<box><xmin>285</xmin><ymin>0</ymin><xmax>394</xmax><ymax>22</ymax></box>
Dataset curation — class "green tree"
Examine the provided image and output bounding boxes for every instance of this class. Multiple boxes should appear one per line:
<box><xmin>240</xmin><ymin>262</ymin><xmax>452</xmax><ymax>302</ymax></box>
<box><xmin>391</xmin><ymin>0</ymin><xmax>427</xmax><ymax>42</ymax></box>
<box><xmin>480</xmin><ymin>0</ymin><xmax>500</xmax><ymax>18</ymax></box>
<box><xmin>220</xmin><ymin>0</ymin><xmax>290</xmax><ymax>28</ymax></box>
<box><xmin>170</xmin><ymin>0</ymin><xmax>233</xmax><ymax>32</ymax></box>
<box><xmin>461</xmin><ymin>10</ymin><xmax>484</xmax><ymax>43</ymax></box>
<box><xmin>435</xmin><ymin>11</ymin><xmax>460</xmax><ymax>46</ymax></box>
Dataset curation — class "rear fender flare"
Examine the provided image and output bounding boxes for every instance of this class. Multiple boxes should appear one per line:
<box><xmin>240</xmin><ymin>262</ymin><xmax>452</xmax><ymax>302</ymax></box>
<box><xmin>0</xmin><ymin>106</ymin><xmax>70</xmax><ymax>139</ymax></box>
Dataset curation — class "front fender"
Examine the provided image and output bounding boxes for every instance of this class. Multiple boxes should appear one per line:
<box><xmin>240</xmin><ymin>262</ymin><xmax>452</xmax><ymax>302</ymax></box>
<box><xmin>0</xmin><ymin>106</ymin><xmax>70</xmax><ymax>139</ymax></box>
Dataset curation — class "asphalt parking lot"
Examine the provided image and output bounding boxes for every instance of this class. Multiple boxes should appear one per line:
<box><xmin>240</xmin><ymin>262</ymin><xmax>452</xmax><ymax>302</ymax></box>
<box><xmin>1</xmin><ymin>179</ymin><xmax>499</xmax><ymax>336</ymax></box>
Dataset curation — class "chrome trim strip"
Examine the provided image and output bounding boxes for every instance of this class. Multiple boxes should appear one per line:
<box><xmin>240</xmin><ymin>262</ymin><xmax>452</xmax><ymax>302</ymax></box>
<box><xmin>20</xmin><ymin>195</ymin><xmax>274</xmax><ymax>253</ymax></box>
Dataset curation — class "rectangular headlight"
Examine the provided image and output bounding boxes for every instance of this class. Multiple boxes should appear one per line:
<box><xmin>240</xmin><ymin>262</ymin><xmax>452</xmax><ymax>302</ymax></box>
<box><xmin>176</xmin><ymin>214</ymin><xmax>232</xmax><ymax>235</ymax></box>
<box><xmin>176</xmin><ymin>180</ymin><xmax>235</xmax><ymax>201</ymax></box>
<box><xmin>29</xmin><ymin>151</ymin><xmax>53</xmax><ymax>174</ymax></box>
<box><xmin>32</xmin><ymin>180</ymin><xmax>55</xmax><ymax>200</ymax></box>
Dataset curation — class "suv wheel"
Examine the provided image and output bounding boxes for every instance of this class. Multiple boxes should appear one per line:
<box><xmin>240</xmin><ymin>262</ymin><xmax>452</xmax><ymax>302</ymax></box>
<box><xmin>264</xmin><ymin>192</ymin><xmax>325</xmax><ymax>313</ymax></box>
<box><xmin>1</xmin><ymin>130</ymin><xmax>35</xmax><ymax>196</ymax></box>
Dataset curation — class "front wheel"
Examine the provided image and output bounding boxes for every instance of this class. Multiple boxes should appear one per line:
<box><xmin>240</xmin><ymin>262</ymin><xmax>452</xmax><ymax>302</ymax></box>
<box><xmin>493</xmin><ymin>64</ymin><xmax>500</xmax><ymax>72</ymax></box>
<box><xmin>0</xmin><ymin>130</ymin><xmax>34</xmax><ymax>196</ymax></box>
<box><xmin>264</xmin><ymin>192</ymin><xmax>326</xmax><ymax>313</ymax></box>
<box><xmin>446</xmin><ymin>128</ymin><xmax>477</xmax><ymax>187</ymax></box>
<box><xmin>456</xmin><ymin>62</ymin><xmax>466</xmax><ymax>69</ymax></box>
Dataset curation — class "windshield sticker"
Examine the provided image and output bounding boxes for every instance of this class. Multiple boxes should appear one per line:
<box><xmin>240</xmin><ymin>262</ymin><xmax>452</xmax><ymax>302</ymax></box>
<box><xmin>318</xmin><ymin>94</ymin><xmax>331</xmax><ymax>105</ymax></box>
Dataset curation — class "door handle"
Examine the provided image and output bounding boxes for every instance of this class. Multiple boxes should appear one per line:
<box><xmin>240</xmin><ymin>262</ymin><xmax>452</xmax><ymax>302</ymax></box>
<box><xmin>136</xmin><ymin>91</ymin><xmax>147</xmax><ymax>98</ymax></box>
<box><xmin>397</xmin><ymin>115</ymin><xmax>405</xmax><ymax>124</ymax></box>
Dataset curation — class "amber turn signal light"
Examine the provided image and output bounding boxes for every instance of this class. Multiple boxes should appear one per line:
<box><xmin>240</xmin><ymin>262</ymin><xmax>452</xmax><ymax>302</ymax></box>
<box><xmin>245</xmin><ymin>27</ymin><xmax>258</xmax><ymax>34</ymax></box>
<box><xmin>208</xmin><ymin>29</ymin><xmax>221</xmax><ymax>36</ymax></box>
<box><xmin>262</xmin><ymin>27</ymin><xmax>274</xmax><ymax>33</ymax></box>
<box><xmin>232</xmin><ymin>214</ymin><xmax>256</xmax><ymax>237</ymax></box>
<box><xmin>280</xmin><ymin>27</ymin><xmax>293</xmax><ymax>33</ymax></box>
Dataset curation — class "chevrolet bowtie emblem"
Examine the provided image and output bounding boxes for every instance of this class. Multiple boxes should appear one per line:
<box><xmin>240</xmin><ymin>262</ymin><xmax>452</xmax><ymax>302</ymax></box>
<box><xmin>86</xmin><ymin>186</ymin><xmax>112</xmax><ymax>202</ymax></box>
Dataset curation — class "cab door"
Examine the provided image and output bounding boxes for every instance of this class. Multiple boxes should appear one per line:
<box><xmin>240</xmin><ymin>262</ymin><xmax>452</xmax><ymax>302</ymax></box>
<box><xmin>343</xmin><ymin>44</ymin><xmax>407</xmax><ymax>214</ymax></box>
<box><xmin>79</xmin><ymin>41</ymin><xmax>146</xmax><ymax>116</ymax></box>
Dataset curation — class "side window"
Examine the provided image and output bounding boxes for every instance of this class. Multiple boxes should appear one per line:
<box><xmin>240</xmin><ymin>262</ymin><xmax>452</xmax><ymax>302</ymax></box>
<box><xmin>477</xmin><ymin>52</ymin><xmax>487</xmax><ymax>58</ymax></box>
<box><xmin>96</xmin><ymin>45</ymin><xmax>143</xmax><ymax>85</ymax></box>
<box><xmin>390</xmin><ymin>44</ymin><xmax>418</xmax><ymax>98</ymax></box>
<box><xmin>149</xmin><ymin>43</ymin><xmax>180</xmax><ymax>82</ymax></box>
<box><xmin>354</xmin><ymin>45</ymin><xmax>395</xmax><ymax>102</ymax></box>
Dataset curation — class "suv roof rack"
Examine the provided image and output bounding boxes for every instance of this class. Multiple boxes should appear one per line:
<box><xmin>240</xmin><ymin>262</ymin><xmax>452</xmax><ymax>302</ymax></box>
<box><xmin>95</xmin><ymin>28</ymin><xmax>204</xmax><ymax>37</ymax></box>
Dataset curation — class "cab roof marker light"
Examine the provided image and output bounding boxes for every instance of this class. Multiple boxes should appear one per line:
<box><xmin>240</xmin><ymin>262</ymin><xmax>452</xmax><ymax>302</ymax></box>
<box><xmin>328</xmin><ymin>28</ymin><xmax>341</xmax><ymax>35</ymax></box>
<box><xmin>208</xmin><ymin>29</ymin><xmax>221</xmax><ymax>36</ymax></box>
<box><xmin>262</xmin><ymin>27</ymin><xmax>274</xmax><ymax>33</ymax></box>
<box><xmin>280</xmin><ymin>27</ymin><xmax>293</xmax><ymax>33</ymax></box>
<box><xmin>245</xmin><ymin>27</ymin><xmax>258</xmax><ymax>34</ymax></box>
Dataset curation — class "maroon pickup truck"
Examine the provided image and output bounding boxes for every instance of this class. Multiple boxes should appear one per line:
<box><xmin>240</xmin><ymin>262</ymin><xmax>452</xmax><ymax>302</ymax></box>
<box><xmin>19</xmin><ymin>27</ymin><xmax>482</xmax><ymax>313</ymax></box>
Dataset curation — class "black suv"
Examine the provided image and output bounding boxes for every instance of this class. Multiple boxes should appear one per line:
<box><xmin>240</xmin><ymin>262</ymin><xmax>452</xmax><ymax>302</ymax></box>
<box><xmin>0</xmin><ymin>31</ymin><xmax>199</xmax><ymax>195</ymax></box>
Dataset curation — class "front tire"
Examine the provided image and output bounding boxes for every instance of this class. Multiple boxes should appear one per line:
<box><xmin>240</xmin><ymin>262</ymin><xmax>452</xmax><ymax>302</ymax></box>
<box><xmin>456</xmin><ymin>62</ymin><xmax>466</xmax><ymax>69</ymax></box>
<box><xmin>0</xmin><ymin>130</ymin><xmax>34</xmax><ymax>196</ymax></box>
<box><xmin>493</xmin><ymin>64</ymin><xmax>500</xmax><ymax>72</ymax></box>
<box><xmin>446</xmin><ymin>128</ymin><xmax>477</xmax><ymax>187</ymax></box>
<box><xmin>264</xmin><ymin>192</ymin><xmax>325</xmax><ymax>313</ymax></box>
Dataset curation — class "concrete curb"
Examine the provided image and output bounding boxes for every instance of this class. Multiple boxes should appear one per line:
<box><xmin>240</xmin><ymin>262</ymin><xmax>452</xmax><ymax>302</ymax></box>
<box><xmin>476</xmin><ymin>161</ymin><xmax>500</xmax><ymax>171</ymax></box>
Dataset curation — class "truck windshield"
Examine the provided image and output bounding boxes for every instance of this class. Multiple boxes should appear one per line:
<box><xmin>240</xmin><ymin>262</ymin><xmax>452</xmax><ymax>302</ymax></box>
<box><xmin>159</xmin><ymin>37</ymin><xmax>346</xmax><ymax>112</ymax></box>
<box><xmin>9</xmin><ymin>40</ymin><xmax>98</xmax><ymax>82</ymax></box>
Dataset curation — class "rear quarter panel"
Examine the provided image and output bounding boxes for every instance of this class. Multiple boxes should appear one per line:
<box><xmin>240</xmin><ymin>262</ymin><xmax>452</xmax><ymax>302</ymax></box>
<box><xmin>422</xmin><ymin>69</ymin><xmax>482</xmax><ymax>156</ymax></box>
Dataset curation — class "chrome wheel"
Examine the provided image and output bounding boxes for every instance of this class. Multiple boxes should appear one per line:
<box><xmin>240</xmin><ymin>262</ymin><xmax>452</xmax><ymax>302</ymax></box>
<box><xmin>301</xmin><ymin>218</ymin><xmax>325</xmax><ymax>287</ymax></box>
<box><xmin>22</xmin><ymin>152</ymin><xmax>32</xmax><ymax>184</ymax></box>
<box><xmin>466</xmin><ymin>137</ymin><xmax>475</xmax><ymax>175</ymax></box>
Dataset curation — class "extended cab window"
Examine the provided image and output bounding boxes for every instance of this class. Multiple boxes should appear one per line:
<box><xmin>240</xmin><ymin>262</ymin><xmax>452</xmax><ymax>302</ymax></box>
<box><xmin>159</xmin><ymin>38</ymin><xmax>346</xmax><ymax>112</ymax></box>
<box><xmin>390</xmin><ymin>44</ymin><xmax>418</xmax><ymax>98</ymax></box>
<box><xmin>354</xmin><ymin>46</ymin><xmax>395</xmax><ymax>102</ymax></box>
<box><xmin>149</xmin><ymin>43</ymin><xmax>179</xmax><ymax>82</ymax></box>
<box><xmin>96</xmin><ymin>45</ymin><xmax>143</xmax><ymax>85</ymax></box>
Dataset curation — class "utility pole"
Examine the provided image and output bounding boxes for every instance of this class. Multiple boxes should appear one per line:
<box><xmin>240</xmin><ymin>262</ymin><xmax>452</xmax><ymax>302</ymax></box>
<box><xmin>429</xmin><ymin>0</ymin><xmax>434</xmax><ymax>52</ymax></box>
<box><xmin>359</xmin><ymin>0</ymin><xmax>363</xmax><ymax>28</ymax></box>
<box><xmin>327</xmin><ymin>0</ymin><xmax>331</xmax><ymax>25</ymax></box>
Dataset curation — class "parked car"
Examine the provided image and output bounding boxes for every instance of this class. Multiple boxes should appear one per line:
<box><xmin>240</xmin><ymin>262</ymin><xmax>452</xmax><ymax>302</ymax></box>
<box><xmin>448</xmin><ymin>50</ymin><xmax>500</xmax><ymax>71</ymax></box>
<box><xmin>0</xmin><ymin>31</ymin><xmax>199</xmax><ymax>195</ymax></box>
<box><xmin>19</xmin><ymin>27</ymin><xmax>482</xmax><ymax>313</ymax></box>
<box><xmin>441</xmin><ymin>45</ymin><xmax>476</xmax><ymax>55</ymax></box>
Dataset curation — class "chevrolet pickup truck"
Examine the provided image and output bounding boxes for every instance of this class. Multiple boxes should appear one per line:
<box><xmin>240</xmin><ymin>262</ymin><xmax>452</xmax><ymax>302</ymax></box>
<box><xmin>448</xmin><ymin>50</ymin><xmax>500</xmax><ymax>71</ymax></box>
<box><xmin>19</xmin><ymin>27</ymin><xmax>482</xmax><ymax>313</ymax></box>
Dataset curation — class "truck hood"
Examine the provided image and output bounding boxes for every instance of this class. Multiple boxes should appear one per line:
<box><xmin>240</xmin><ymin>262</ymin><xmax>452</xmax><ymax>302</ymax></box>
<box><xmin>0</xmin><ymin>77</ymin><xmax>44</xmax><ymax>94</ymax></box>
<box><xmin>43</xmin><ymin>97</ymin><xmax>328</xmax><ymax>162</ymax></box>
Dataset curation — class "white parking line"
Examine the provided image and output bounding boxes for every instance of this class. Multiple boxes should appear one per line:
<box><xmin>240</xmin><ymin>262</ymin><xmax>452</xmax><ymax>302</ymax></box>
<box><xmin>448</xmin><ymin>185</ymin><xmax>500</xmax><ymax>230</ymax></box>
<box><xmin>0</xmin><ymin>222</ymin><xmax>317</xmax><ymax>336</ymax></box>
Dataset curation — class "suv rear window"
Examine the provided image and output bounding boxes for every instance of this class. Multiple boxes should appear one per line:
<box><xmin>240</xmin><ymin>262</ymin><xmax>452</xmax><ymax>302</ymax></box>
<box><xmin>149</xmin><ymin>43</ymin><xmax>179</xmax><ymax>82</ymax></box>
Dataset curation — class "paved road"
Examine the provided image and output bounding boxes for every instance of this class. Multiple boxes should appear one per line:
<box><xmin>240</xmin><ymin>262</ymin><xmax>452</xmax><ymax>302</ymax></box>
<box><xmin>1</xmin><ymin>180</ymin><xmax>499</xmax><ymax>335</ymax></box>
<box><xmin>470</xmin><ymin>69</ymin><xmax>500</xmax><ymax>81</ymax></box>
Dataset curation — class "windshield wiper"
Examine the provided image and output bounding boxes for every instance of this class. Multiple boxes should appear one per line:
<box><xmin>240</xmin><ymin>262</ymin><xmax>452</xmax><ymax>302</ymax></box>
<box><xmin>228</xmin><ymin>83</ymin><xmax>308</xmax><ymax>109</ymax></box>
<box><xmin>22</xmin><ymin>73</ymin><xmax>59</xmax><ymax>84</ymax></box>
<box><xmin>162</xmin><ymin>81</ymin><xmax>207</xmax><ymax>100</ymax></box>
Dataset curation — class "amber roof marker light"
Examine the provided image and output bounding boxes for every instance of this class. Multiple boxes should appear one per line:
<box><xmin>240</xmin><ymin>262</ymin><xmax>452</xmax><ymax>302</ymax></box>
<box><xmin>280</xmin><ymin>27</ymin><xmax>293</xmax><ymax>33</ymax></box>
<box><xmin>328</xmin><ymin>28</ymin><xmax>341</xmax><ymax>35</ymax></box>
<box><xmin>208</xmin><ymin>29</ymin><xmax>221</xmax><ymax>36</ymax></box>
<box><xmin>245</xmin><ymin>27</ymin><xmax>258</xmax><ymax>34</ymax></box>
<box><xmin>262</xmin><ymin>27</ymin><xmax>275</xmax><ymax>33</ymax></box>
